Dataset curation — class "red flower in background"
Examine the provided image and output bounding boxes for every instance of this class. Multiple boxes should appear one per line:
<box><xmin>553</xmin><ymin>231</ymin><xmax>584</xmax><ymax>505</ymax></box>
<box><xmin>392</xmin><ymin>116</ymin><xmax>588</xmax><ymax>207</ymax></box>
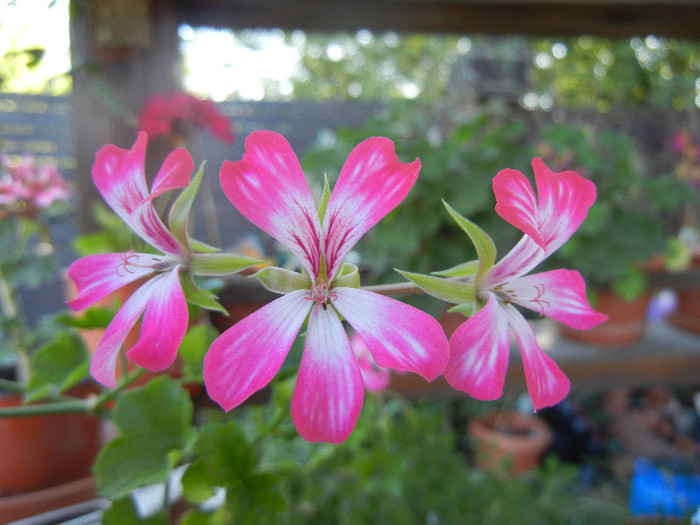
<box><xmin>138</xmin><ymin>93</ymin><xmax>234</xmax><ymax>145</ymax></box>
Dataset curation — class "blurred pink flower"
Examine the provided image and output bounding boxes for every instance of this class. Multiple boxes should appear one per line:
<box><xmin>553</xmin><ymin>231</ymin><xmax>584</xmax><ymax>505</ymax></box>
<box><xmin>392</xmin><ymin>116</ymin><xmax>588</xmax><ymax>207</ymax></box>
<box><xmin>350</xmin><ymin>332</ymin><xmax>391</xmax><ymax>392</ymax></box>
<box><xmin>138</xmin><ymin>93</ymin><xmax>234</xmax><ymax>145</ymax></box>
<box><xmin>0</xmin><ymin>154</ymin><xmax>71</xmax><ymax>211</ymax></box>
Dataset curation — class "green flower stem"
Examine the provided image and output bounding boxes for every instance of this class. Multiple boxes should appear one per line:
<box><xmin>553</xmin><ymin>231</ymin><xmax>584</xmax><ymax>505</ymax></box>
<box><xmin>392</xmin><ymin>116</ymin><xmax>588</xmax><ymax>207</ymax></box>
<box><xmin>93</xmin><ymin>368</ymin><xmax>146</xmax><ymax>413</ymax></box>
<box><xmin>361</xmin><ymin>281</ymin><xmax>425</xmax><ymax>296</ymax></box>
<box><xmin>0</xmin><ymin>378</ymin><xmax>25</xmax><ymax>393</ymax></box>
<box><xmin>0</xmin><ymin>398</ymin><xmax>93</xmax><ymax>418</ymax></box>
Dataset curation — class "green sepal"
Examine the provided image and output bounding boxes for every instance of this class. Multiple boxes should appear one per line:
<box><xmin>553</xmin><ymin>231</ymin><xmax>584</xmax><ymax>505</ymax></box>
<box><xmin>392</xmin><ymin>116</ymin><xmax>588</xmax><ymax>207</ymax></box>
<box><xmin>169</xmin><ymin>161</ymin><xmax>206</xmax><ymax>249</ymax></box>
<box><xmin>443</xmin><ymin>200</ymin><xmax>496</xmax><ymax>279</ymax></box>
<box><xmin>317</xmin><ymin>174</ymin><xmax>332</xmax><ymax>224</ymax></box>
<box><xmin>180</xmin><ymin>274</ymin><xmax>227</xmax><ymax>314</ymax></box>
<box><xmin>432</xmin><ymin>260</ymin><xmax>479</xmax><ymax>278</ymax></box>
<box><xmin>189</xmin><ymin>253</ymin><xmax>263</xmax><ymax>276</ymax></box>
<box><xmin>189</xmin><ymin>237</ymin><xmax>221</xmax><ymax>254</ymax></box>
<box><xmin>396</xmin><ymin>269</ymin><xmax>475</xmax><ymax>305</ymax></box>
<box><xmin>252</xmin><ymin>266</ymin><xmax>310</xmax><ymax>294</ymax></box>
<box><xmin>447</xmin><ymin>302</ymin><xmax>476</xmax><ymax>318</ymax></box>
<box><xmin>331</xmin><ymin>263</ymin><xmax>360</xmax><ymax>289</ymax></box>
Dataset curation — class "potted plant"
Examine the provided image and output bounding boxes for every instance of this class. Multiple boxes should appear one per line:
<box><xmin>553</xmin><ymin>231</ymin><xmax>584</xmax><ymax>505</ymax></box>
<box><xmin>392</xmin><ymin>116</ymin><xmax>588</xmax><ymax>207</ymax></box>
<box><xmin>536</xmin><ymin>123</ymin><xmax>690</xmax><ymax>345</ymax></box>
<box><xmin>0</xmin><ymin>154</ymin><xmax>101</xmax><ymax>520</ymax></box>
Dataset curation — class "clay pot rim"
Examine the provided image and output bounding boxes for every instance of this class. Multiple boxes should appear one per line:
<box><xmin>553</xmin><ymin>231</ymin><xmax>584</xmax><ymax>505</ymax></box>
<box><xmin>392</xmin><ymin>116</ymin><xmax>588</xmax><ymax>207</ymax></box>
<box><xmin>468</xmin><ymin>411</ymin><xmax>551</xmax><ymax>452</ymax></box>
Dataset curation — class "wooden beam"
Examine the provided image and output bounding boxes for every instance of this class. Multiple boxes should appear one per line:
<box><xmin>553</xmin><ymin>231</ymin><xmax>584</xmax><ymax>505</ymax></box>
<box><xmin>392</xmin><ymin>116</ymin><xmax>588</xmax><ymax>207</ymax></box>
<box><xmin>174</xmin><ymin>0</ymin><xmax>700</xmax><ymax>39</ymax></box>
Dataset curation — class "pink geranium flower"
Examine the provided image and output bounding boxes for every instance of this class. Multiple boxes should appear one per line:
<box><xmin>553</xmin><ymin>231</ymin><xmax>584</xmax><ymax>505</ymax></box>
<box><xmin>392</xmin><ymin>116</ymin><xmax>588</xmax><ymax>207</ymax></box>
<box><xmin>203</xmin><ymin>131</ymin><xmax>450</xmax><ymax>443</ymax></box>
<box><xmin>0</xmin><ymin>154</ymin><xmax>70</xmax><ymax>210</ymax></box>
<box><xmin>443</xmin><ymin>158</ymin><xmax>608</xmax><ymax>410</ymax></box>
<box><xmin>138</xmin><ymin>93</ymin><xmax>234</xmax><ymax>145</ymax></box>
<box><xmin>67</xmin><ymin>132</ymin><xmax>195</xmax><ymax>387</ymax></box>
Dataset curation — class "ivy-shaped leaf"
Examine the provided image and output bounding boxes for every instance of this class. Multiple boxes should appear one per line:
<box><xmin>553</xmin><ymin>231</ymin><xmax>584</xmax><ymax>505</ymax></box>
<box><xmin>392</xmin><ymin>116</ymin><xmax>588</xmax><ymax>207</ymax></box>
<box><xmin>94</xmin><ymin>376</ymin><xmax>196</xmax><ymax>500</ymax></box>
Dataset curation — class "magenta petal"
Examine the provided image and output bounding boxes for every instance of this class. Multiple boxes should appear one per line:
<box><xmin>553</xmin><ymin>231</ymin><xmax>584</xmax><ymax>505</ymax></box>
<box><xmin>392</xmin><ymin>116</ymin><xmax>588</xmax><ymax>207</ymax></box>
<box><xmin>333</xmin><ymin>288</ymin><xmax>449</xmax><ymax>381</ymax></box>
<box><xmin>149</xmin><ymin>147</ymin><xmax>194</xmax><ymax>199</ymax></box>
<box><xmin>508</xmin><ymin>269</ymin><xmax>608</xmax><ymax>329</ymax></box>
<box><xmin>323</xmin><ymin>138</ymin><xmax>420</xmax><ymax>281</ymax></box>
<box><xmin>220</xmin><ymin>131</ymin><xmax>322</xmax><ymax>280</ymax></box>
<box><xmin>504</xmin><ymin>305</ymin><xmax>570</xmax><ymax>410</ymax></box>
<box><xmin>531</xmin><ymin>157</ymin><xmax>597</xmax><ymax>255</ymax></box>
<box><xmin>443</xmin><ymin>294</ymin><xmax>510</xmax><ymax>401</ymax></box>
<box><xmin>92</xmin><ymin>133</ymin><xmax>149</xmax><ymax>222</ymax></box>
<box><xmin>493</xmin><ymin>167</ymin><xmax>544</xmax><ymax>247</ymax></box>
<box><xmin>90</xmin><ymin>279</ymin><xmax>154</xmax><ymax>387</ymax></box>
<box><xmin>126</xmin><ymin>268</ymin><xmax>188</xmax><ymax>371</ymax></box>
<box><xmin>66</xmin><ymin>253</ymin><xmax>157</xmax><ymax>311</ymax></box>
<box><xmin>203</xmin><ymin>290</ymin><xmax>310</xmax><ymax>411</ymax></box>
<box><xmin>485</xmin><ymin>235</ymin><xmax>545</xmax><ymax>286</ymax></box>
<box><xmin>291</xmin><ymin>308</ymin><xmax>364</xmax><ymax>443</ymax></box>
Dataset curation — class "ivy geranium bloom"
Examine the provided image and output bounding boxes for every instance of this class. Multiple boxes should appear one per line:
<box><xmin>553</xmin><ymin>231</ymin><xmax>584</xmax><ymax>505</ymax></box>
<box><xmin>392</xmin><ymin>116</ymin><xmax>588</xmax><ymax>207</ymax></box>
<box><xmin>204</xmin><ymin>131</ymin><xmax>450</xmax><ymax>443</ymax></box>
<box><xmin>67</xmin><ymin>132</ymin><xmax>259</xmax><ymax>387</ymax></box>
<box><xmin>402</xmin><ymin>158</ymin><xmax>607</xmax><ymax>410</ymax></box>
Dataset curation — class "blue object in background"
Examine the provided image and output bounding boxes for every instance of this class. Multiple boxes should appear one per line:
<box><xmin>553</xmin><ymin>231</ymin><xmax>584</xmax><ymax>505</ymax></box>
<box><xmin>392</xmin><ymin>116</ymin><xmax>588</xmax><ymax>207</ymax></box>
<box><xmin>629</xmin><ymin>458</ymin><xmax>700</xmax><ymax>518</ymax></box>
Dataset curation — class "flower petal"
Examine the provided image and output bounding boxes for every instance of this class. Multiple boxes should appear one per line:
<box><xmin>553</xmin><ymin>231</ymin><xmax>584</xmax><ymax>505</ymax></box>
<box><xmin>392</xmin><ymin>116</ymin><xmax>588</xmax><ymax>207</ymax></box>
<box><xmin>493</xmin><ymin>167</ymin><xmax>542</xmax><ymax>246</ymax></box>
<box><xmin>66</xmin><ymin>253</ymin><xmax>157</xmax><ymax>311</ymax></box>
<box><xmin>504</xmin><ymin>304</ymin><xmax>570</xmax><ymax>410</ymax></box>
<box><xmin>485</xmin><ymin>235</ymin><xmax>545</xmax><ymax>286</ymax></box>
<box><xmin>493</xmin><ymin>158</ymin><xmax>597</xmax><ymax>256</ymax></box>
<box><xmin>508</xmin><ymin>269</ymin><xmax>608</xmax><ymax>329</ymax></box>
<box><xmin>443</xmin><ymin>293</ymin><xmax>510</xmax><ymax>401</ymax></box>
<box><xmin>149</xmin><ymin>145</ymin><xmax>194</xmax><ymax>200</ymax></box>
<box><xmin>92</xmin><ymin>132</ymin><xmax>185</xmax><ymax>255</ymax></box>
<box><xmin>531</xmin><ymin>157</ymin><xmax>597</xmax><ymax>255</ymax></box>
<box><xmin>203</xmin><ymin>290</ymin><xmax>310</xmax><ymax>411</ymax></box>
<box><xmin>323</xmin><ymin>137</ymin><xmax>420</xmax><ymax>281</ymax></box>
<box><xmin>126</xmin><ymin>267</ymin><xmax>188</xmax><ymax>371</ymax></box>
<box><xmin>220</xmin><ymin>131</ymin><xmax>322</xmax><ymax>280</ymax></box>
<box><xmin>291</xmin><ymin>308</ymin><xmax>364</xmax><ymax>443</ymax></box>
<box><xmin>350</xmin><ymin>332</ymin><xmax>391</xmax><ymax>393</ymax></box>
<box><xmin>332</xmin><ymin>287</ymin><xmax>448</xmax><ymax>381</ymax></box>
<box><xmin>90</xmin><ymin>278</ymin><xmax>154</xmax><ymax>387</ymax></box>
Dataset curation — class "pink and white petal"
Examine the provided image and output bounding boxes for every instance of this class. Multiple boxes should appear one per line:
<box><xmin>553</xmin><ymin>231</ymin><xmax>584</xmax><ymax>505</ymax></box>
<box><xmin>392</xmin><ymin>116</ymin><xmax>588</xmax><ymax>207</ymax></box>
<box><xmin>508</xmin><ymin>269</ymin><xmax>609</xmax><ymax>329</ymax></box>
<box><xmin>149</xmin><ymin>147</ymin><xmax>194</xmax><ymax>199</ymax></box>
<box><xmin>130</xmin><ymin>198</ymin><xmax>185</xmax><ymax>256</ymax></box>
<box><xmin>484</xmin><ymin>235</ymin><xmax>545</xmax><ymax>287</ymax></box>
<box><xmin>351</xmin><ymin>333</ymin><xmax>391</xmax><ymax>393</ymax></box>
<box><xmin>90</xmin><ymin>279</ymin><xmax>154</xmax><ymax>387</ymax></box>
<box><xmin>504</xmin><ymin>304</ymin><xmax>570</xmax><ymax>410</ymax></box>
<box><xmin>322</xmin><ymin>137</ymin><xmax>420</xmax><ymax>281</ymax></box>
<box><xmin>493</xmin><ymin>167</ymin><xmax>544</xmax><ymax>247</ymax></box>
<box><xmin>531</xmin><ymin>157</ymin><xmax>597</xmax><ymax>255</ymax></box>
<box><xmin>332</xmin><ymin>287</ymin><xmax>448</xmax><ymax>381</ymax></box>
<box><xmin>66</xmin><ymin>253</ymin><xmax>157</xmax><ymax>311</ymax></box>
<box><xmin>92</xmin><ymin>133</ymin><xmax>149</xmax><ymax>224</ymax></box>
<box><xmin>220</xmin><ymin>131</ymin><xmax>322</xmax><ymax>280</ymax></box>
<box><xmin>203</xmin><ymin>290</ymin><xmax>311</xmax><ymax>411</ymax></box>
<box><xmin>443</xmin><ymin>293</ymin><xmax>510</xmax><ymax>401</ymax></box>
<box><xmin>291</xmin><ymin>308</ymin><xmax>364</xmax><ymax>443</ymax></box>
<box><xmin>126</xmin><ymin>268</ymin><xmax>188</xmax><ymax>371</ymax></box>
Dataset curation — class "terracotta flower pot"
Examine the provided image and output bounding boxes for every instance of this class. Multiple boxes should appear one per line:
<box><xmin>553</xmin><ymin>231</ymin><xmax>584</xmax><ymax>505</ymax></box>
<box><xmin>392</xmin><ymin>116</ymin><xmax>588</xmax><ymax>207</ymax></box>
<box><xmin>468</xmin><ymin>412</ymin><xmax>551</xmax><ymax>473</ymax></box>
<box><xmin>0</xmin><ymin>384</ymin><xmax>100</xmax><ymax>496</ymax></box>
<box><xmin>560</xmin><ymin>290</ymin><xmax>652</xmax><ymax>346</ymax></box>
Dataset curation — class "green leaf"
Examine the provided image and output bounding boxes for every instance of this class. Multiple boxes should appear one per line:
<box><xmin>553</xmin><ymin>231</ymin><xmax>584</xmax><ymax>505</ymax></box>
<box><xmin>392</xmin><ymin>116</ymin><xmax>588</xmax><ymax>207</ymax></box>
<box><xmin>189</xmin><ymin>238</ymin><xmax>221</xmax><ymax>254</ymax></box>
<box><xmin>26</xmin><ymin>331</ymin><xmax>90</xmax><ymax>402</ymax></box>
<box><xmin>181</xmin><ymin>274</ymin><xmax>227</xmax><ymax>314</ymax></box>
<box><xmin>252</xmin><ymin>266</ymin><xmax>310</xmax><ymax>294</ymax></box>
<box><xmin>396</xmin><ymin>270</ymin><xmax>475</xmax><ymax>305</ymax></box>
<box><xmin>432</xmin><ymin>260</ymin><xmax>479</xmax><ymax>278</ymax></box>
<box><xmin>612</xmin><ymin>267</ymin><xmax>648</xmax><ymax>302</ymax></box>
<box><xmin>447</xmin><ymin>302</ymin><xmax>476</xmax><ymax>317</ymax></box>
<box><xmin>331</xmin><ymin>263</ymin><xmax>360</xmax><ymax>289</ymax></box>
<box><xmin>317</xmin><ymin>174</ymin><xmax>332</xmax><ymax>224</ymax></box>
<box><xmin>179</xmin><ymin>323</ymin><xmax>218</xmax><ymax>381</ymax></box>
<box><xmin>443</xmin><ymin>200</ymin><xmax>496</xmax><ymax>279</ymax></box>
<box><xmin>189</xmin><ymin>253</ymin><xmax>263</xmax><ymax>276</ymax></box>
<box><xmin>94</xmin><ymin>377</ymin><xmax>196</xmax><ymax>500</ymax></box>
<box><xmin>170</xmin><ymin>162</ymin><xmax>205</xmax><ymax>248</ymax></box>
